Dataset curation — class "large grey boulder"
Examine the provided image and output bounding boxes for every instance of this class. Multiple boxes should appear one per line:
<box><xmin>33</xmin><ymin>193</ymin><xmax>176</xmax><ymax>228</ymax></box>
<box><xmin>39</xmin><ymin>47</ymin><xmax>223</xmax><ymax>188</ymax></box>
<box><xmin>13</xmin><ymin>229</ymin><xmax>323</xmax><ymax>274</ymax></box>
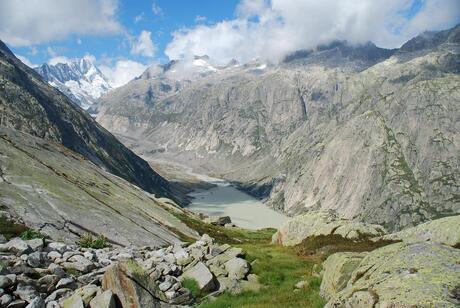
<box><xmin>224</xmin><ymin>258</ymin><xmax>250</xmax><ymax>280</ymax></box>
<box><xmin>325</xmin><ymin>242</ymin><xmax>460</xmax><ymax>307</ymax></box>
<box><xmin>0</xmin><ymin>238</ymin><xmax>31</xmax><ymax>255</ymax></box>
<box><xmin>180</xmin><ymin>262</ymin><xmax>217</xmax><ymax>292</ymax></box>
<box><xmin>102</xmin><ymin>261</ymin><xmax>162</xmax><ymax>308</ymax></box>
<box><xmin>272</xmin><ymin>210</ymin><xmax>387</xmax><ymax>246</ymax></box>
<box><xmin>204</xmin><ymin>216</ymin><xmax>232</xmax><ymax>226</ymax></box>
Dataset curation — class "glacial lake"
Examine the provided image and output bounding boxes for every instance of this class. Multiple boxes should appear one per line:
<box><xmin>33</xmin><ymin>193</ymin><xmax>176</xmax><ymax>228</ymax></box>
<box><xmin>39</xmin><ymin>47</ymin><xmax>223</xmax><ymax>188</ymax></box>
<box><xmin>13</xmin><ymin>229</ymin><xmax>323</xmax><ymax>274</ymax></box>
<box><xmin>187</xmin><ymin>180</ymin><xmax>288</xmax><ymax>230</ymax></box>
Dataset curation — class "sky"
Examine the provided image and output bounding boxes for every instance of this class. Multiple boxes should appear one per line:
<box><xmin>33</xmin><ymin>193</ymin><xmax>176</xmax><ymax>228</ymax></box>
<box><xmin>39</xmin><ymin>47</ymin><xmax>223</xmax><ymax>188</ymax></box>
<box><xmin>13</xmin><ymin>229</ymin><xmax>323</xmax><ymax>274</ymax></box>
<box><xmin>1</xmin><ymin>0</ymin><xmax>459</xmax><ymax>87</ymax></box>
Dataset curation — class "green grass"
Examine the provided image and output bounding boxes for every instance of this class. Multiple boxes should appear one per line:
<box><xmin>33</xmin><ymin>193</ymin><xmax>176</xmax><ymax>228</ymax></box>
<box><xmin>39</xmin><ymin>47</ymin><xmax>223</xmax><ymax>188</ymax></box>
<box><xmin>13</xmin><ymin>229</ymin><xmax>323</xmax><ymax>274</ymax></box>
<box><xmin>78</xmin><ymin>232</ymin><xmax>108</xmax><ymax>249</ymax></box>
<box><xmin>199</xmin><ymin>243</ymin><xmax>325</xmax><ymax>308</ymax></box>
<box><xmin>182</xmin><ymin>278</ymin><xmax>204</xmax><ymax>298</ymax></box>
<box><xmin>20</xmin><ymin>229</ymin><xmax>45</xmax><ymax>241</ymax></box>
<box><xmin>172</xmin><ymin>210</ymin><xmax>394</xmax><ymax>307</ymax></box>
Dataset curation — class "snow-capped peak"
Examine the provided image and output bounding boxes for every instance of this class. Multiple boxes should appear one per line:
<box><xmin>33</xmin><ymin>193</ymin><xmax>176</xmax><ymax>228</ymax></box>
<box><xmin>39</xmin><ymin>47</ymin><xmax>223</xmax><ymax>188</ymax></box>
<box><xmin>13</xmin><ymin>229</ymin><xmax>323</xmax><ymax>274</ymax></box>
<box><xmin>35</xmin><ymin>57</ymin><xmax>111</xmax><ymax>110</ymax></box>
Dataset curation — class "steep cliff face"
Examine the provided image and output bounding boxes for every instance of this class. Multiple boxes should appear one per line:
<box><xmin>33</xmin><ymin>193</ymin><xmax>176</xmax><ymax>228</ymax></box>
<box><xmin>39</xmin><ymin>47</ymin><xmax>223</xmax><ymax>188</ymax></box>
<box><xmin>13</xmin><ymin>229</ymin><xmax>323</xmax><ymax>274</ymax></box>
<box><xmin>96</xmin><ymin>26</ymin><xmax>460</xmax><ymax>231</ymax></box>
<box><xmin>0</xmin><ymin>40</ymin><xmax>181</xmax><ymax>202</ymax></box>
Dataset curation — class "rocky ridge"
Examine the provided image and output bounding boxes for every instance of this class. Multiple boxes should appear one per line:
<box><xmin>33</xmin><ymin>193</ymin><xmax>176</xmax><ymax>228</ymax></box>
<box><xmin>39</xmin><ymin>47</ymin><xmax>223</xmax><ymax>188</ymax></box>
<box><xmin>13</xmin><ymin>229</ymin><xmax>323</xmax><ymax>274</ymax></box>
<box><xmin>96</xmin><ymin>25</ymin><xmax>460</xmax><ymax>231</ymax></box>
<box><xmin>0</xmin><ymin>234</ymin><xmax>258</xmax><ymax>307</ymax></box>
<box><xmin>35</xmin><ymin>57</ymin><xmax>112</xmax><ymax>110</ymax></box>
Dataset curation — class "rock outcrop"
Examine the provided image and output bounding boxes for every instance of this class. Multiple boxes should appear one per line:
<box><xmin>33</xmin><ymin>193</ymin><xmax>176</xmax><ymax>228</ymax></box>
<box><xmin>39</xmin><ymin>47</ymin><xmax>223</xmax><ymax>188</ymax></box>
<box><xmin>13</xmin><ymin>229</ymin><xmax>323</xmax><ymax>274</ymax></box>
<box><xmin>324</xmin><ymin>242</ymin><xmax>460</xmax><ymax>307</ymax></box>
<box><xmin>96</xmin><ymin>25</ymin><xmax>460</xmax><ymax>231</ymax></box>
<box><xmin>272</xmin><ymin>210</ymin><xmax>386</xmax><ymax>246</ymax></box>
<box><xmin>379</xmin><ymin>214</ymin><xmax>460</xmax><ymax>247</ymax></box>
<box><xmin>320</xmin><ymin>252</ymin><xmax>366</xmax><ymax>300</ymax></box>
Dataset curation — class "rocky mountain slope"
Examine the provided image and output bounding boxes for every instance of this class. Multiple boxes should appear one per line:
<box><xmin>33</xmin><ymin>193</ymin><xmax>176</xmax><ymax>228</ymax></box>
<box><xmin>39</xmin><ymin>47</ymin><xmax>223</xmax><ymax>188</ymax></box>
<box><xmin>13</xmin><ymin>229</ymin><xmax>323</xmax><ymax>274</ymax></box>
<box><xmin>0</xmin><ymin>127</ymin><xmax>197</xmax><ymax>247</ymax></box>
<box><xmin>96</xmin><ymin>25</ymin><xmax>460</xmax><ymax>231</ymax></box>
<box><xmin>35</xmin><ymin>56</ymin><xmax>111</xmax><ymax>110</ymax></box>
<box><xmin>0</xmin><ymin>40</ymin><xmax>183</xmax><ymax>203</ymax></box>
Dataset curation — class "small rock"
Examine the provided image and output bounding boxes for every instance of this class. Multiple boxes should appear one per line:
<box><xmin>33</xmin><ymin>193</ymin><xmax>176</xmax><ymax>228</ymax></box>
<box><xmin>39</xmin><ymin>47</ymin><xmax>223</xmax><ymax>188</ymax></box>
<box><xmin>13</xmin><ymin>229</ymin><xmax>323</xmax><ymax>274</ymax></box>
<box><xmin>46</xmin><ymin>288</ymin><xmax>73</xmax><ymax>302</ymax></box>
<box><xmin>56</xmin><ymin>278</ymin><xmax>75</xmax><ymax>290</ymax></box>
<box><xmin>47</xmin><ymin>252</ymin><xmax>61</xmax><ymax>261</ymax></box>
<box><xmin>71</xmin><ymin>284</ymin><xmax>99</xmax><ymax>306</ymax></box>
<box><xmin>25</xmin><ymin>297</ymin><xmax>45</xmax><ymax>308</ymax></box>
<box><xmin>89</xmin><ymin>290</ymin><xmax>116</xmax><ymax>308</ymax></box>
<box><xmin>61</xmin><ymin>294</ymin><xmax>84</xmax><ymax>308</ymax></box>
<box><xmin>225</xmin><ymin>258</ymin><xmax>250</xmax><ymax>280</ymax></box>
<box><xmin>1</xmin><ymin>294</ymin><xmax>13</xmax><ymax>306</ymax></box>
<box><xmin>0</xmin><ymin>238</ymin><xmax>31</xmax><ymax>255</ymax></box>
<box><xmin>0</xmin><ymin>234</ymin><xmax>6</xmax><ymax>244</ymax></box>
<box><xmin>7</xmin><ymin>299</ymin><xmax>27</xmax><ymax>308</ymax></box>
<box><xmin>14</xmin><ymin>283</ymin><xmax>39</xmax><ymax>303</ymax></box>
<box><xmin>0</xmin><ymin>275</ymin><xmax>14</xmax><ymax>288</ymax></box>
<box><xmin>27</xmin><ymin>252</ymin><xmax>46</xmax><ymax>268</ymax></box>
<box><xmin>47</xmin><ymin>243</ymin><xmax>68</xmax><ymax>254</ymax></box>
<box><xmin>159</xmin><ymin>281</ymin><xmax>172</xmax><ymax>292</ymax></box>
<box><xmin>47</xmin><ymin>264</ymin><xmax>66</xmax><ymax>278</ymax></box>
<box><xmin>205</xmin><ymin>216</ymin><xmax>232</xmax><ymax>226</ymax></box>
<box><xmin>62</xmin><ymin>255</ymin><xmax>95</xmax><ymax>273</ymax></box>
<box><xmin>25</xmin><ymin>239</ymin><xmax>44</xmax><ymax>252</ymax></box>
<box><xmin>295</xmin><ymin>280</ymin><xmax>307</xmax><ymax>289</ymax></box>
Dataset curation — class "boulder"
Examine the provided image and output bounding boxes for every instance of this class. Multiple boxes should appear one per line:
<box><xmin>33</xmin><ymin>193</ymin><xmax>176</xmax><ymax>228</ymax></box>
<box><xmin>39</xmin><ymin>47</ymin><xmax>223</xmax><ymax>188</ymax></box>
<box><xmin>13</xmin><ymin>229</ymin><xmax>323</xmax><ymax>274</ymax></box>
<box><xmin>379</xmin><ymin>215</ymin><xmax>460</xmax><ymax>247</ymax></box>
<box><xmin>0</xmin><ymin>238</ymin><xmax>31</xmax><ymax>255</ymax></box>
<box><xmin>6</xmin><ymin>299</ymin><xmax>27</xmax><ymax>308</ymax></box>
<box><xmin>204</xmin><ymin>216</ymin><xmax>232</xmax><ymax>226</ymax></box>
<box><xmin>27</xmin><ymin>252</ymin><xmax>47</xmax><ymax>268</ymax></box>
<box><xmin>25</xmin><ymin>297</ymin><xmax>45</xmax><ymax>308</ymax></box>
<box><xmin>14</xmin><ymin>283</ymin><xmax>39</xmax><ymax>303</ymax></box>
<box><xmin>0</xmin><ymin>275</ymin><xmax>14</xmax><ymax>288</ymax></box>
<box><xmin>272</xmin><ymin>210</ymin><xmax>387</xmax><ymax>246</ymax></box>
<box><xmin>326</xmin><ymin>242</ymin><xmax>460</xmax><ymax>307</ymax></box>
<box><xmin>320</xmin><ymin>252</ymin><xmax>367</xmax><ymax>300</ymax></box>
<box><xmin>180</xmin><ymin>262</ymin><xmax>217</xmax><ymax>292</ymax></box>
<box><xmin>102</xmin><ymin>261</ymin><xmax>162</xmax><ymax>308</ymax></box>
<box><xmin>61</xmin><ymin>295</ymin><xmax>84</xmax><ymax>308</ymax></box>
<box><xmin>89</xmin><ymin>290</ymin><xmax>117</xmax><ymax>308</ymax></box>
<box><xmin>62</xmin><ymin>255</ymin><xmax>95</xmax><ymax>273</ymax></box>
<box><xmin>224</xmin><ymin>258</ymin><xmax>250</xmax><ymax>280</ymax></box>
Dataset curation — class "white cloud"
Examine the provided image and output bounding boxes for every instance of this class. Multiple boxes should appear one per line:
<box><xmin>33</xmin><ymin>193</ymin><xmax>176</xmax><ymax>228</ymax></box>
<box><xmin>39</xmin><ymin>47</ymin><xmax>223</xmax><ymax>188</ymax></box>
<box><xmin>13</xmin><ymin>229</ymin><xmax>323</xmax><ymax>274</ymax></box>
<box><xmin>48</xmin><ymin>56</ymin><xmax>71</xmax><ymax>65</ymax></box>
<box><xmin>0</xmin><ymin>0</ymin><xmax>123</xmax><ymax>47</ymax></box>
<box><xmin>195</xmin><ymin>15</ymin><xmax>207</xmax><ymax>23</ymax></box>
<box><xmin>166</xmin><ymin>0</ymin><xmax>460</xmax><ymax>64</ymax></box>
<box><xmin>16</xmin><ymin>55</ymin><xmax>37</xmax><ymax>68</ymax></box>
<box><xmin>131</xmin><ymin>30</ymin><xmax>156</xmax><ymax>57</ymax></box>
<box><xmin>152</xmin><ymin>1</ymin><xmax>163</xmax><ymax>16</ymax></box>
<box><xmin>134</xmin><ymin>13</ymin><xmax>145</xmax><ymax>23</ymax></box>
<box><xmin>100</xmin><ymin>60</ymin><xmax>147</xmax><ymax>88</ymax></box>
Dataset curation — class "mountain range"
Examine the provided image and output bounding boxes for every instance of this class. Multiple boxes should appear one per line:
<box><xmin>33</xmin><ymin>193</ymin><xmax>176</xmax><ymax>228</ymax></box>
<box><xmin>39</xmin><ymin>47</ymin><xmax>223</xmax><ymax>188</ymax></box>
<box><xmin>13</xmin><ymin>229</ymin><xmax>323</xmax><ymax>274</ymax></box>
<box><xmin>96</xmin><ymin>25</ymin><xmax>460</xmax><ymax>231</ymax></box>
<box><xmin>35</xmin><ymin>56</ymin><xmax>111</xmax><ymax>110</ymax></box>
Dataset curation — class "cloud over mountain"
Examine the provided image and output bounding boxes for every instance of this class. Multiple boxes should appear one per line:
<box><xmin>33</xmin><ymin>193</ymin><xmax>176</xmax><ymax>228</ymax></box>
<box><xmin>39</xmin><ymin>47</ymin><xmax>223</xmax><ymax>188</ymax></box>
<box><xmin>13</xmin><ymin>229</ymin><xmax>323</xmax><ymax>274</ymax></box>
<box><xmin>166</xmin><ymin>0</ymin><xmax>460</xmax><ymax>64</ymax></box>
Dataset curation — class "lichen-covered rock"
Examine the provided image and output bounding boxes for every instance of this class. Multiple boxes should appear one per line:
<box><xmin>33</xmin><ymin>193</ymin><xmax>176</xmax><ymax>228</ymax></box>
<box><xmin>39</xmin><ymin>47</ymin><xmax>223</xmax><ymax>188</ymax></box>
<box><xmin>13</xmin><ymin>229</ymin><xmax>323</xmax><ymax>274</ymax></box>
<box><xmin>272</xmin><ymin>210</ymin><xmax>387</xmax><ymax>246</ymax></box>
<box><xmin>320</xmin><ymin>252</ymin><xmax>367</xmax><ymax>300</ymax></box>
<box><xmin>102</xmin><ymin>261</ymin><xmax>163</xmax><ymax>308</ymax></box>
<box><xmin>224</xmin><ymin>258</ymin><xmax>250</xmax><ymax>280</ymax></box>
<box><xmin>379</xmin><ymin>215</ymin><xmax>460</xmax><ymax>247</ymax></box>
<box><xmin>89</xmin><ymin>290</ymin><xmax>116</xmax><ymax>308</ymax></box>
<box><xmin>326</xmin><ymin>242</ymin><xmax>460</xmax><ymax>307</ymax></box>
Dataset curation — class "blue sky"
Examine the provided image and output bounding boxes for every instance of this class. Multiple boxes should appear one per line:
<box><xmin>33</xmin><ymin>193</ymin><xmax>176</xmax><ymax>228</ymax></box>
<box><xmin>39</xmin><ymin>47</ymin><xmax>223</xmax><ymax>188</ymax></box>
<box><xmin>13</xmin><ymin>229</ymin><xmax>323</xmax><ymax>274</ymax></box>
<box><xmin>7</xmin><ymin>0</ymin><xmax>240</xmax><ymax>66</ymax></box>
<box><xmin>1</xmin><ymin>0</ymin><xmax>459</xmax><ymax>87</ymax></box>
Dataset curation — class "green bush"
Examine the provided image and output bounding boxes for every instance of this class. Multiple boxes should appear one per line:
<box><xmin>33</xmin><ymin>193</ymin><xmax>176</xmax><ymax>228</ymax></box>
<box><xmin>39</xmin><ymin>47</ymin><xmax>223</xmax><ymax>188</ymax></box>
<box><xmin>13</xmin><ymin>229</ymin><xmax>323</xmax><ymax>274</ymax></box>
<box><xmin>78</xmin><ymin>233</ymin><xmax>108</xmax><ymax>249</ymax></box>
<box><xmin>20</xmin><ymin>229</ymin><xmax>44</xmax><ymax>240</ymax></box>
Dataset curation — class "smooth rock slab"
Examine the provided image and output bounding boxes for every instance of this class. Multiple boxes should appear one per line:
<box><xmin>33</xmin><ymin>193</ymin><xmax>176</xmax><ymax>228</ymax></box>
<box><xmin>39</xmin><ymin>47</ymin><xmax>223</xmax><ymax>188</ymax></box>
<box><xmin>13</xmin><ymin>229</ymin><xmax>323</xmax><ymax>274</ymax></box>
<box><xmin>326</xmin><ymin>242</ymin><xmax>460</xmax><ymax>307</ymax></box>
